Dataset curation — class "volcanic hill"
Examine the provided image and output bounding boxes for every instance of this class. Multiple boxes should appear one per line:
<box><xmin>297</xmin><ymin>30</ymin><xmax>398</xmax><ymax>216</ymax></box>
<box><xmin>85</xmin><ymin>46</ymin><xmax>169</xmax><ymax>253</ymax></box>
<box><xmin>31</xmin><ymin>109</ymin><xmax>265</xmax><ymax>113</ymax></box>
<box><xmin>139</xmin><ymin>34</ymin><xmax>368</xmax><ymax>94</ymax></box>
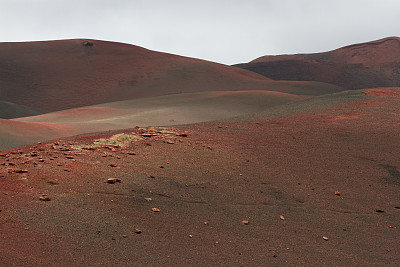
<box><xmin>0</xmin><ymin>39</ymin><xmax>341</xmax><ymax>113</ymax></box>
<box><xmin>235</xmin><ymin>37</ymin><xmax>400</xmax><ymax>90</ymax></box>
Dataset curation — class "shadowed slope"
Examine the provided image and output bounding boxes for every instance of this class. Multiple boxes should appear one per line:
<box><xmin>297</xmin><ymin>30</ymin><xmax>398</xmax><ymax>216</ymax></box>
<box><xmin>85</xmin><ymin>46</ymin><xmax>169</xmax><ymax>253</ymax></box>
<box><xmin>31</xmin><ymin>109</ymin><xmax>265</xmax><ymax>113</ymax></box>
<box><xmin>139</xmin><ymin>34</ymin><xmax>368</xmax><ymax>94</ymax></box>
<box><xmin>0</xmin><ymin>87</ymin><xmax>399</xmax><ymax>266</ymax></box>
<box><xmin>1</xmin><ymin>90</ymin><xmax>305</xmax><ymax>150</ymax></box>
<box><xmin>235</xmin><ymin>37</ymin><xmax>400</xmax><ymax>89</ymax></box>
<box><xmin>0</xmin><ymin>101</ymin><xmax>43</xmax><ymax>119</ymax></box>
<box><xmin>0</xmin><ymin>39</ymin><xmax>343</xmax><ymax>112</ymax></box>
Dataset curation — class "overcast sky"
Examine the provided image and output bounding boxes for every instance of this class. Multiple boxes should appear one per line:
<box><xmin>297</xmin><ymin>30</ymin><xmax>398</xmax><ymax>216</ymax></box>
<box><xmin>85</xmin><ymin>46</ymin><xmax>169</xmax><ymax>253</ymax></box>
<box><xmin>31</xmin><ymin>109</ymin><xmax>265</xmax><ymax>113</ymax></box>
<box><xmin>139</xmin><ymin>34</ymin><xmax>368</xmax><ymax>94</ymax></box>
<box><xmin>1</xmin><ymin>0</ymin><xmax>399</xmax><ymax>64</ymax></box>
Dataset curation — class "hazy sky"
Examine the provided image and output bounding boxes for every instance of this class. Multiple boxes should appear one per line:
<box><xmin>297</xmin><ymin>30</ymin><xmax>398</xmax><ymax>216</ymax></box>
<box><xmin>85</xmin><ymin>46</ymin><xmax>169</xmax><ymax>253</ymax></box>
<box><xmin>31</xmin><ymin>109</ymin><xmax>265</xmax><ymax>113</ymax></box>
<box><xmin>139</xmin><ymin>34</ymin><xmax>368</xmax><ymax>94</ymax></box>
<box><xmin>1</xmin><ymin>0</ymin><xmax>399</xmax><ymax>64</ymax></box>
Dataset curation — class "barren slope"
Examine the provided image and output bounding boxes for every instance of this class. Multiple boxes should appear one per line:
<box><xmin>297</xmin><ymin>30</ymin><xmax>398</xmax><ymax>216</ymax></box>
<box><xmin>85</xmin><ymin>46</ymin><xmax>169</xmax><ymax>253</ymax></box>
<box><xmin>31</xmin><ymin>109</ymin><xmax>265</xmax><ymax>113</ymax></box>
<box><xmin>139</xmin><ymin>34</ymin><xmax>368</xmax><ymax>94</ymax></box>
<box><xmin>0</xmin><ymin>39</ymin><xmax>342</xmax><ymax>112</ymax></box>
<box><xmin>1</xmin><ymin>90</ymin><xmax>305</xmax><ymax>150</ymax></box>
<box><xmin>0</xmin><ymin>87</ymin><xmax>399</xmax><ymax>266</ymax></box>
<box><xmin>0</xmin><ymin>101</ymin><xmax>43</xmax><ymax>119</ymax></box>
<box><xmin>235</xmin><ymin>37</ymin><xmax>400</xmax><ymax>89</ymax></box>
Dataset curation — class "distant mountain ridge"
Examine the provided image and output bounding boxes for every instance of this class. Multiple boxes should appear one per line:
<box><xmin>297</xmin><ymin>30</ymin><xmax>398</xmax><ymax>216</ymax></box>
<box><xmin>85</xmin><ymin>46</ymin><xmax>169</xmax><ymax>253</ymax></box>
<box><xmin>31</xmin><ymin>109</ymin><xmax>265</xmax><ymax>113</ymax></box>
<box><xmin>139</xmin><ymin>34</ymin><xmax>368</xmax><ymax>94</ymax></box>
<box><xmin>235</xmin><ymin>37</ymin><xmax>400</xmax><ymax>89</ymax></box>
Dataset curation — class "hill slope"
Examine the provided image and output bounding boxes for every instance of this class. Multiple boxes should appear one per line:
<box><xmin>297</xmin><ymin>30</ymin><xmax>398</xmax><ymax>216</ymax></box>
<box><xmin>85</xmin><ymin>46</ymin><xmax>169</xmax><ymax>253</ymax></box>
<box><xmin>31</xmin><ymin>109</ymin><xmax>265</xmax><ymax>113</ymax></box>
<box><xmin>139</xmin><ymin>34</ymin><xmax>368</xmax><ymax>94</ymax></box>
<box><xmin>0</xmin><ymin>90</ymin><xmax>305</xmax><ymax>150</ymax></box>
<box><xmin>0</xmin><ymin>101</ymin><xmax>43</xmax><ymax>119</ymax></box>
<box><xmin>235</xmin><ymin>37</ymin><xmax>400</xmax><ymax>89</ymax></box>
<box><xmin>0</xmin><ymin>39</ymin><xmax>342</xmax><ymax>112</ymax></box>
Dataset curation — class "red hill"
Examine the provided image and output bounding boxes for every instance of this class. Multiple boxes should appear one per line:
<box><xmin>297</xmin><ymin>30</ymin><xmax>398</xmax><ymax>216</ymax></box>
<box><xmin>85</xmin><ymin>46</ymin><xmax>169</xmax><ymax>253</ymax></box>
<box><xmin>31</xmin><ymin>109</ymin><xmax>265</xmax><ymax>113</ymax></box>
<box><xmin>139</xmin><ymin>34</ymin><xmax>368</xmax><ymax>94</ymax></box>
<box><xmin>0</xmin><ymin>39</ymin><xmax>341</xmax><ymax>112</ymax></box>
<box><xmin>235</xmin><ymin>37</ymin><xmax>400</xmax><ymax>89</ymax></box>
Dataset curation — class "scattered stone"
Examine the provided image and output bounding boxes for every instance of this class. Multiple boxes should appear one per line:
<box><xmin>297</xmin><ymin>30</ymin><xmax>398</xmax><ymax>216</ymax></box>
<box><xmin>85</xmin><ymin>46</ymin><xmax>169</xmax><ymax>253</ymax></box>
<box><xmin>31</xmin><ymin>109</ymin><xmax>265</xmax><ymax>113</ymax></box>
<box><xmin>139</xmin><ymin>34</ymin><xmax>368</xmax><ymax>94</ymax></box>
<box><xmin>166</xmin><ymin>140</ymin><xmax>175</xmax><ymax>144</ymax></box>
<box><xmin>279</xmin><ymin>215</ymin><xmax>285</xmax><ymax>220</ymax></box>
<box><xmin>150</xmin><ymin>175</ymin><xmax>156</xmax><ymax>178</ymax></box>
<box><xmin>322</xmin><ymin>236</ymin><xmax>329</xmax><ymax>241</ymax></box>
<box><xmin>160</xmin><ymin>165</ymin><xmax>164</xmax><ymax>168</ymax></box>
<box><xmin>134</xmin><ymin>229</ymin><xmax>142</xmax><ymax>234</ymax></box>
<box><xmin>144</xmin><ymin>198</ymin><xmax>152</xmax><ymax>202</ymax></box>
<box><xmin>334</xmin><ymin>191</ymin><xmax>341</xmax><ymax>196</ymax></box>
<box><xmin>57</xmin><ymin>163</ymin><xmax>63</xmax><ymax>166</ymax></box>
<box><xmin>127</xmin><ymin>152</ymin><xmax>136</xmax><ymax>155</ymax></box>
<box><xmin>376</xmin><ymin>209</ymin><xmax>385</xmax><ymax>213</ymax></box>
<box><xmin>122</xmin><ymin>235</ymin><xmax>128</xmax><ymax>238</ymax></box>
<box><xmin>110</xmin><ymin>163</ymin><xmax>118</xmax><ymax>167</ymax></box>
<box><xmin>15</xmin><ymin>169</ymin><xmax>28</xmax><ymax>173</ymax></box>
<box><xmin>241</xmin><ymin>220</ymin><xmax>249</xmax><ymax>225</ymax></box>
<box><xmin>65</xmin><ymin>156</ymin><xmax>74</xmax><ymax>159</ymax></box>
<box><xmin>38</xmin><ymin>159</ymin><xmax>45</xmax><ymax>162</ymax></box>
<box><xmin>152</xmin><ymin>208</ymin><xmax>161</xmax><ymax>212</ymax></box>
<box><xmin>204</xmin><ymin>222</ymin><xmax>208</xmax><ymax>225</ymax></box>
<box><xmin>106</xmin><ymin>178</ymin><xmax>121</xmax><ymax>184</ymax></box>
<box><xmin>83</xmin><ymin>41</ymin><xmax>93</xmax><ymax>47</ymax></box>
<box><xmin>39</xmin><ymin>195</ymin><xmax>51</xmax><ymax>201</ymax></box>
<box><xmin>176</xmin><ymin>133</ymin><xmax>188</xmax><ymax>137</ymax></box>
<box><xmin>188</xmin><ymin>235</ymin><xmax>193</xmax><ymax>238</ymax></box>
<box><xmin>64</xmin><ymin>168</ymin><xmax>71</xmax><ymax>172</ymax></box>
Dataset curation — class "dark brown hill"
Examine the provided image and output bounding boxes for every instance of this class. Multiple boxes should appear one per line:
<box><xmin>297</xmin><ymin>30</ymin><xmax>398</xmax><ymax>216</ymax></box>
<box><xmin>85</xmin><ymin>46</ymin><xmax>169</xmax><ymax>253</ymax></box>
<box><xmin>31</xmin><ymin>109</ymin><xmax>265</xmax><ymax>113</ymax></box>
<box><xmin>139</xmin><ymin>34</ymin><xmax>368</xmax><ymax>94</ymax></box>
<box><xmin>235</xmin><ymin>37</ymin><xmax>400</xmax><ymax>89</ymax></box>
<box><xmin>0</xmin><ymin>39</ymin><xmax>341</xmax><ymax>112</ymax></box>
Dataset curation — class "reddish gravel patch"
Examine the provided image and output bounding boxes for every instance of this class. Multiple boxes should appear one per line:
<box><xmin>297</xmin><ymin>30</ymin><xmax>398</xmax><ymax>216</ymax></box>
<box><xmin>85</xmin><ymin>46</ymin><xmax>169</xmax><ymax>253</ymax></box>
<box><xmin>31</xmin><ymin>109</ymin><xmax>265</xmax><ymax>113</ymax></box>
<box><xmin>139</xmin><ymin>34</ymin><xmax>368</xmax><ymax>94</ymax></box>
<box><xmin>363</xmin><ymin>88</ymin><xmax>400</xmax><ymax>97</ymax></box>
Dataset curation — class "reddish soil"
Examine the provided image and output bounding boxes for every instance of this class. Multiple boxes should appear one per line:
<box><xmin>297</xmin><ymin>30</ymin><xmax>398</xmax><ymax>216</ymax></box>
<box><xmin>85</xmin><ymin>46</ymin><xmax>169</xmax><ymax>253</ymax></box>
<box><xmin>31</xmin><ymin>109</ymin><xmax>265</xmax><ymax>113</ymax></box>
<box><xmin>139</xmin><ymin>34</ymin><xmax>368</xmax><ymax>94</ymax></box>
<box><xmin>0</xmin><ymin>39</ymin><xmax>342</xmax><ymax>113</ymax></box>
<box><xmin>1</xmin><ymin>88</ymin><xmax>399</xmax><ymax>266</ymax></box>
<box><xmin>235</xmin><ymin>37</ymin><xmax>400</xmax><ymax>90</ymax></box>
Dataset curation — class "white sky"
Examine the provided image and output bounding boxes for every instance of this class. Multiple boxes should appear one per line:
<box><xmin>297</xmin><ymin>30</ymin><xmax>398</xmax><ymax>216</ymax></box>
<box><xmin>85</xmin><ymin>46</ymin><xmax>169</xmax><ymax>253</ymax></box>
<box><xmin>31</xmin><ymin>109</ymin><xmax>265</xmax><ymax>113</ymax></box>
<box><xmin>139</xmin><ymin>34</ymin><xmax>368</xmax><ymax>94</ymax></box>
<box><xmin>1</xmin><ymin>0</ymin><xmax>399</xmax><ymax>64</ymax></box>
